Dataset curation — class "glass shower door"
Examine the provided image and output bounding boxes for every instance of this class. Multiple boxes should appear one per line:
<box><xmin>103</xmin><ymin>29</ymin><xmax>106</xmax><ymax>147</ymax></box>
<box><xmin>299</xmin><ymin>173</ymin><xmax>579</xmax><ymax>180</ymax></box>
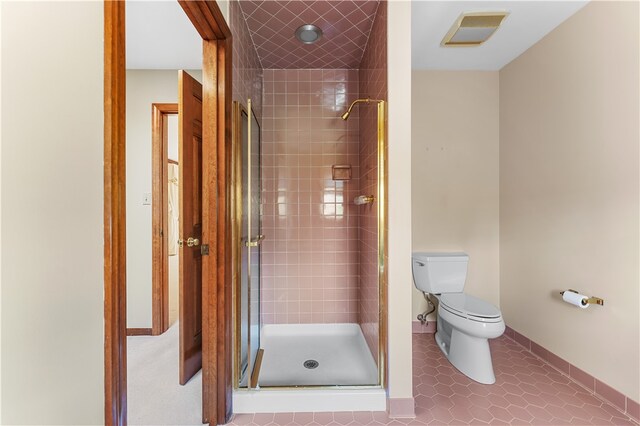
<box><xmin>239</xmin><ymin>99</ymin><xmax>262</xmax><ymax>387</ymax></box>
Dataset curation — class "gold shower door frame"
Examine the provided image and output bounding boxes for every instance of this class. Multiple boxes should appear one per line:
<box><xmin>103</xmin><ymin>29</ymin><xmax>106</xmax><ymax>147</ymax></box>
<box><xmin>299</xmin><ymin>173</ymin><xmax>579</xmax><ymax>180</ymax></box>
<box><xmin>376</xmin><ymin>100</ymin><xmax>387</xmax><ymax>389</ymax></box>
<box><xmin>232</xmin><ymin>100</ymin><xmax>243</xmax><ymax>389</ymax></box>
<box><xmin>232</xmin><ymin>99</ymin><xmax>262</xmax><ymax>390</ymax></box>
<box><xmin>231</xmin><ymin>100</ymin><xmax>388</xmax><ymax>391</ymax></box>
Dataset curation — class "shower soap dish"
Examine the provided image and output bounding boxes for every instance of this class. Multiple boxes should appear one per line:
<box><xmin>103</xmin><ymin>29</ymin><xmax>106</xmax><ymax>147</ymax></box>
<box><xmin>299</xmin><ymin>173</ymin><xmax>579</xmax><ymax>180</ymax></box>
<box><xmin>332</xmin><ymin>165</ymin><xmax>352</xmax><ymax>181</ymax></box>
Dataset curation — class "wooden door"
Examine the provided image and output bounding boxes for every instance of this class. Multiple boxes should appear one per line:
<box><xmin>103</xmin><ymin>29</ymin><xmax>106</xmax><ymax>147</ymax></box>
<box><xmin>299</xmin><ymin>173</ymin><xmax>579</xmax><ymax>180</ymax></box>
<box><xmin>178</xmin><ymin>70</ymin><xmax>203</xmax><ymax>385</ymax></box>
<box><xmin>105</xmin><ymin>3</ymin><xmax>234</xmax><ymax>424</ymax></box>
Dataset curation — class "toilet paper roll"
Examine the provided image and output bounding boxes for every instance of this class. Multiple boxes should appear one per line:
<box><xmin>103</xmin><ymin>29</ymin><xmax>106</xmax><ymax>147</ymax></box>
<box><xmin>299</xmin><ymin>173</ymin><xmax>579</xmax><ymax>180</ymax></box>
<box><xmin>562</xmin><ymin>291</ymin><xmax>589</xmax><ymax>309</ymax></box>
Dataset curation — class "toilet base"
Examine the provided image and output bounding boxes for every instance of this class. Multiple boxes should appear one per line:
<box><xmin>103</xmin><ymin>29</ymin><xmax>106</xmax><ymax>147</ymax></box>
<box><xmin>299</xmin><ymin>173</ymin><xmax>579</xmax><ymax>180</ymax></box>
<box><xmin>435</xmin><ymin>315</ymin><xmax>498</xmax><ymax>385</ymax></box>
<box><xmin>435</xmin><ymin>329</ymin><xmax>496</xmax><ymax>385</ymax></box>
<box><xmin>450</xmin><ymin>328</ymin><xmax>496</xmax><ymax>384</ymax></box>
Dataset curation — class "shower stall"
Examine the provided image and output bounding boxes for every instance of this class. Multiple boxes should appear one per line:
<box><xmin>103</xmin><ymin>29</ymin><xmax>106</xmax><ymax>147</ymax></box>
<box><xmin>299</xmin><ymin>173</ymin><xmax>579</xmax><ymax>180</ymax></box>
<box><xmin>234</xmin><ymin>100</ymin><xmax>263</xmax><ymax>389</ymax></box>
<box><xmin>229</xmin><ymin>0</ymin><xmax>388</xmax><ymax>412</ymax></box>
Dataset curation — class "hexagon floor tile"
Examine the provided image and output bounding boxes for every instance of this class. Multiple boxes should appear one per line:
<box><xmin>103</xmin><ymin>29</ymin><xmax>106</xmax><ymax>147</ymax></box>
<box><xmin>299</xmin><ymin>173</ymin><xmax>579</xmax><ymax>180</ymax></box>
<box><xmin>226</xmin><ymin>334</ymin><xmax>638</xmax><ymax>425</ymax></box>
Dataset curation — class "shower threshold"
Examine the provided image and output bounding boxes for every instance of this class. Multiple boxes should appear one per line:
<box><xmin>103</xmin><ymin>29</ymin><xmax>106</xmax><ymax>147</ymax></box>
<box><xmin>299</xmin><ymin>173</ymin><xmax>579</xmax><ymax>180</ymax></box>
<box><xmin>232</xmin><ymin>387</ymin><xmax>386</xmax><ymax>413</ymax></box>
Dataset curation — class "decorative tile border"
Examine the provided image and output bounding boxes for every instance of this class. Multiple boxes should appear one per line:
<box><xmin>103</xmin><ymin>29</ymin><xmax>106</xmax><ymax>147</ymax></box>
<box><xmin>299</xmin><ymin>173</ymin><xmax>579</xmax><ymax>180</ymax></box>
<box><xmin>386</xmin><ymin>397</ymin><xmax>416</xmax><ymax>419</ymax></box>
<box><xmin>505</xmin><ymin>326</ymin><xmax>639</xmax><ymax>423</ymax></box>
<box><xmin>412</xmin><ymin>320</ymin><xmax>436</xmax><ymax>334</ymax></box>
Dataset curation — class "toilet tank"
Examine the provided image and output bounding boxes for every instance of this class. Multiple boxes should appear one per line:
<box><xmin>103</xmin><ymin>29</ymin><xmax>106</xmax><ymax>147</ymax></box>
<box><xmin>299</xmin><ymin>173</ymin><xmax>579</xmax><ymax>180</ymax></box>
<box><xmin>412</xmin><ymin>252</ymin><xmax>469</xmax><ymax>294</ymax></box>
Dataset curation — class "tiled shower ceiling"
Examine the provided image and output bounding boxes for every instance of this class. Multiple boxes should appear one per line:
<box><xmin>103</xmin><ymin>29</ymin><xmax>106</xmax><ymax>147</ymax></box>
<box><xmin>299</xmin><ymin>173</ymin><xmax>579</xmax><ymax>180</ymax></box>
<box><xmin>238</xmin><ymin>1</ymin><xmax>380</xmax><ymax>69</ymax></box>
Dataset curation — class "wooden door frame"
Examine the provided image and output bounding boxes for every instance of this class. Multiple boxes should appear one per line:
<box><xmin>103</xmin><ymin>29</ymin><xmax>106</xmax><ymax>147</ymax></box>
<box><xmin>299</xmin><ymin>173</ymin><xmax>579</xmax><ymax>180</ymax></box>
<box><xmin>151</xmin><ymin>103</ymin><xmax>179</xmax><ymax>336</ymax></box>
<box><xmin>104</xmin><ymin>1</ymin><xmax>233</xmax><ymax>425</ymax></box>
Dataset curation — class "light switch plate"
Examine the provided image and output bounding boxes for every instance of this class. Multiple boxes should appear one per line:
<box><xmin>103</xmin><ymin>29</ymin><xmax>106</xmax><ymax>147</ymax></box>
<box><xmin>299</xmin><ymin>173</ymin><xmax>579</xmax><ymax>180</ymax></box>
<box><xmin>143</xmin><ymin>193</ymin><xmax>152</xmax><ymax>205</ymax></box>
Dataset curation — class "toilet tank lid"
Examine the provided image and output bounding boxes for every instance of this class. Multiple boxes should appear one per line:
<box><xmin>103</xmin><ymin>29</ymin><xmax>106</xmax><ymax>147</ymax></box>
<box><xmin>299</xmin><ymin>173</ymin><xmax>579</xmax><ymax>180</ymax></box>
<box><xmin>412</xmin><ymin>252</ymin><xmax>469</xmax><ymax>262</ymax></box>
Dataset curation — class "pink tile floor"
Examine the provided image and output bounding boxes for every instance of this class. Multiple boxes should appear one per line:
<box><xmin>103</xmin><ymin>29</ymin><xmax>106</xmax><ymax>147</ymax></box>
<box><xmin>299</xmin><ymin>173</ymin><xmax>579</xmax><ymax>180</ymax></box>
<box><xmin>227</xmin><ymin>333</ymin><xmax>638</xmax><ymax>425</ymax></box>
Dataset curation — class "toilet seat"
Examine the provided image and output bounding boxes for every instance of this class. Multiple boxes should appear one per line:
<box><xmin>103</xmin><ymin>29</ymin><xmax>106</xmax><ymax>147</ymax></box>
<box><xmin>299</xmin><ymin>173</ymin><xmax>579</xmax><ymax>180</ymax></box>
<box><xmin>439</xmin><ymin>293</ymin><xmax>502</xmax><ymax>323</ymax></box>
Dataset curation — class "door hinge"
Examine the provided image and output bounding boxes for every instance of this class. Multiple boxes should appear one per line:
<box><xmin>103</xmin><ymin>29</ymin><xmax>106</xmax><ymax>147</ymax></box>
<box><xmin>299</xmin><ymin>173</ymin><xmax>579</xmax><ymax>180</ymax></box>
<box><xmin>200</xmin><ymin>244</ymin><xmax>209</xmax><ymax>256</ymax></box>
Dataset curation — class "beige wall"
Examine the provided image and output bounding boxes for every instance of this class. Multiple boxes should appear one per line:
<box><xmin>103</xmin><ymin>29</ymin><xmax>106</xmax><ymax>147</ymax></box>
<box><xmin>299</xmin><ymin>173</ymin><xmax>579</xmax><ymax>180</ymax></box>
<box><xmin>219</xmin><ymin>0</ymin><xmax>229</xmax><ymax>25</ymax></box>
<box><xmin>1</xmin><ymin>2</ymin><xmax>104</xmax><ymax>423</ymax></box>
<box><xmin>387</xmin><ymin>0</ymin><xmax>414</xmax><ymax>401</ymax></box>
<box><xmin>500</xmin><ymin>1</ymin><xmax>639</xmax><ymax>401</ymax></box>
<box><xmin>0</xmin><ymin>2</ymin><xmax>4</xmax><ymax>420</ymax></box>
<box><xmin>411</xmin><ymin>71</ymin><xmax>500</xmax><ymax>320</ymax></box>
<box><xmin>126</xmin><ymin>70</ymin><xmax>201</xmax><ymax>328</ymax></box>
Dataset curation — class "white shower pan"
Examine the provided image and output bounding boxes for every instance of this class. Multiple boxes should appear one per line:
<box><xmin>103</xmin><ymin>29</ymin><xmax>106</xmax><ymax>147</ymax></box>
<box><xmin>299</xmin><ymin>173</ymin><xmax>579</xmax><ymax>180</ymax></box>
<box><xmin>233</xmin><ymin>323</ymin><xmax>385</xmax><ymax>413</ymax></box>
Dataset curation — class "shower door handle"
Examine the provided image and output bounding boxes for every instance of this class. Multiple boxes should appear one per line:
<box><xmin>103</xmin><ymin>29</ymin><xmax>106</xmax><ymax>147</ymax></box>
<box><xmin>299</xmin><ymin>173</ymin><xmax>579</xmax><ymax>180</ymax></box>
<box><xmin>245</xmin><ymin>234</ymin><xmax>265</xmax><ymax>247</ymax></box>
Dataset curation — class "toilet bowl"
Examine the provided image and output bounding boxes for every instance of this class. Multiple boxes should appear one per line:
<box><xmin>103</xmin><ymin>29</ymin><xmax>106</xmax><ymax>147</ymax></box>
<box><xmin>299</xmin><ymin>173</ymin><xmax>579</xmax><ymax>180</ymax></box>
<box><xmin>412</xmin><ymin>252</ymin><xmax>505</xmax><ymax>384</ymax></box>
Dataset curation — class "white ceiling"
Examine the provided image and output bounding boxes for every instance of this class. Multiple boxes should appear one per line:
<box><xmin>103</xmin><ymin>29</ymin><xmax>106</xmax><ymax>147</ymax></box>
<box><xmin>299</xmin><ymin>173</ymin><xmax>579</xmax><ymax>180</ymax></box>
<box><xmin>126</xmin><ymin>1</ymin><xmax>202</xmax><ymax>70</ymax></box>
<box><xmin>126</xmin><ymin>0</ymin><xmax>589</xmax><ymax>71</ymax></box>
<box><xmin>412</xmin><ymin>1</ymin><xmax>589</xmax><ymax>71</ymax></box>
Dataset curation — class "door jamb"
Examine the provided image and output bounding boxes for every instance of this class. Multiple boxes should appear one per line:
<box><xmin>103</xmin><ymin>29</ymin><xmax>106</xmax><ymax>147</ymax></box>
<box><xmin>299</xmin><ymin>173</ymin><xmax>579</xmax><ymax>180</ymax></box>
<box><xmin>151</xmin><ymin>103</ymin><xmax>178</xmax><ymax>336</ymax></box>
<box><xmin>104</xmin><ymin>1</ymin><xmax>233</xmax><ymax>425</ymax></box>
<box><xmin>104</xmin><ymin>2</ymin><xmax>127</xmax><ymax>424</ymax></box>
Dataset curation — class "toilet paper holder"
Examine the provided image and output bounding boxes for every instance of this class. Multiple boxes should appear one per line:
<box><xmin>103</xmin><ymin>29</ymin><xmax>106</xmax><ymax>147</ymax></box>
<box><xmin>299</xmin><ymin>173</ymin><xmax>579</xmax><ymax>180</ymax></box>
<box><xmin>560</xmin><ymin>289</ymin><xmax>604</xmax><ymax>306</ymax></box>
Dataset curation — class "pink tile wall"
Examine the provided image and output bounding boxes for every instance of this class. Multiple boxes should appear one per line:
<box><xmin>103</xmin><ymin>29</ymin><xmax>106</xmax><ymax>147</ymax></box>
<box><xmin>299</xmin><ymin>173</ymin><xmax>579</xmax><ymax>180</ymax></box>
<box><xmin>357</xmin><ymin>1</ymin><xmax>387</xmax><ymax>363</ymax></box>
<box><xmin>231</xmin><ymin>0</ymin><xmax>263</xmax><ymax>119</ymax></box>
<box><xmin>261</xmin><ymin>69</ymin><xmax>361</xmax><ymax>324</ymax></box>
<box><xmin>231</xmin><ymin>0</ymin><xmax>264</xmax><ymax>351</ymax></box>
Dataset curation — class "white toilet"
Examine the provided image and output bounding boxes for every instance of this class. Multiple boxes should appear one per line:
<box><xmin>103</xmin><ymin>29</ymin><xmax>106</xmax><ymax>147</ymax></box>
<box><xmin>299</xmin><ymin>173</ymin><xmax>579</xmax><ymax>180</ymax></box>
<box><xmin>412</xmin><ymin>252</ymin><xmax>505</xmax><ymax>384</ymax></box>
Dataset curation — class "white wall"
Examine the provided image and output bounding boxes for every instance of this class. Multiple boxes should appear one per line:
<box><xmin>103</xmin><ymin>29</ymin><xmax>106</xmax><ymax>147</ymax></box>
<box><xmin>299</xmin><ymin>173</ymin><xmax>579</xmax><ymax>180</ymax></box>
<box><xmin>387</xmin><ymin>0</ymin><xmax>414</xmax><ymax>402</ymax></box>
<box><xmin>167</xmin><ymin>116</ymin><xmax>180</xmax><ymax>325</ymax></box>
<box><xmin>500</xmin><ymin>1</ymin><xmax>639</xmax><ymax>401</ymax></box>
<box><xmin>411</xmin><ymin>71</ymin><xmax>500</xmax><ymax>320</ymax></box>
<box><xmin>1</xmin><ymin>2</ymin><xmax>104</xmax><ymax>423</ymax></box>
<box><xmin>0</xmin><ymin>3</ymin><xmax>4</xmax><ymax>419</ymax></box>
<box><xmin>126</xmin><ymin>70</ymin><xmax>201</xmax><ymax>328</ymax></box>
<box><xmin>219</xmin><ymin>0</ymin><xmax>230</xmax><ymax>25</ymax></box>
<box><xmin>168</xmin><ymin>115</ymin><xmax>179</xmax><ymax>162</ymax></box>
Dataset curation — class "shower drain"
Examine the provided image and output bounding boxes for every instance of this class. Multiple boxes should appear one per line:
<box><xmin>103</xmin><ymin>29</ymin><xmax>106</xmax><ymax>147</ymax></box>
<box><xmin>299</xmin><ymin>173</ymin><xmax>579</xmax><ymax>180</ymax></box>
<box><xmin>303</xmin><ymin>359</ymin><xmax>319</xmax><ymax>369</ymax></box>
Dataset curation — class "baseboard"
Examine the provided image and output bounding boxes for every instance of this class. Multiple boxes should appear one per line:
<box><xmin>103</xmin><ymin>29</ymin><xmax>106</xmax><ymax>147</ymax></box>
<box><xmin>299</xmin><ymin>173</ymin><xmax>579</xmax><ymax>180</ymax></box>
<box><xmin>412</xmin><ymin>320</ymin><xmax>436</xmax><ymax>334</ymax></box>
<box><xmin>126</xmin><ymin>327</ymin><xmax>153</xmax><ymax>336</ymax></box>
<box><xmin>505</xmin><ymin>326</ymin><xmax>639</xmax><ymax>422</ymax></box>
<box><xmin>387</xmin><ymin>397</ymin><xmax>416</xmax><ymax>418</ymax></box>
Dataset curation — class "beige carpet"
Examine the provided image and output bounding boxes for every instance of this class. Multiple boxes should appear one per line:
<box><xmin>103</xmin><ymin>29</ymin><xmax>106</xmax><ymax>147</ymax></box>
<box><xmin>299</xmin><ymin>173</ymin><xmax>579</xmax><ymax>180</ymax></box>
<box><xmin>127</xmin><ymin>322</ymin><xmax>203</xmax><ymax>425</ymax></box>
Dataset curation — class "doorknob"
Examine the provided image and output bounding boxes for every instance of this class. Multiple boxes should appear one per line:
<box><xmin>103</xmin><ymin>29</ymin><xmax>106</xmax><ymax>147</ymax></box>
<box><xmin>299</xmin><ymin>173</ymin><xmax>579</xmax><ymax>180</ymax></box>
<box><xmin>179</xmin><ymin>237</ymin><xmax>200</xmax><ymax>248</ymax></box>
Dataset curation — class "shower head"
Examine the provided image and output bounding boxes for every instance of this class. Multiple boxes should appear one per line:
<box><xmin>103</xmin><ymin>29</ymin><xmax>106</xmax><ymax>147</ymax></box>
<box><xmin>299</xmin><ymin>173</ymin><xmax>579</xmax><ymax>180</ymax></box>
<box><xmin>339</xmin><ymin>98</ymin><xmax>384</xmax><ymax>120</ymax></box>
<box><xmin>340</xmin><ymin>98</ymin><xmax>369</xmax><ymax>121</ymax></box>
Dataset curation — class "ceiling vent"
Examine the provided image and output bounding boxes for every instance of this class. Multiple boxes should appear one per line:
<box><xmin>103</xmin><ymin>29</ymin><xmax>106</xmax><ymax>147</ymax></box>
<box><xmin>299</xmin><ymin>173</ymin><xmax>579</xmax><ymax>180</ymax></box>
<box><xmin>441</xmin><ymin>12</ymin><xmax>509</xmax><ymax>47</ymax></box>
